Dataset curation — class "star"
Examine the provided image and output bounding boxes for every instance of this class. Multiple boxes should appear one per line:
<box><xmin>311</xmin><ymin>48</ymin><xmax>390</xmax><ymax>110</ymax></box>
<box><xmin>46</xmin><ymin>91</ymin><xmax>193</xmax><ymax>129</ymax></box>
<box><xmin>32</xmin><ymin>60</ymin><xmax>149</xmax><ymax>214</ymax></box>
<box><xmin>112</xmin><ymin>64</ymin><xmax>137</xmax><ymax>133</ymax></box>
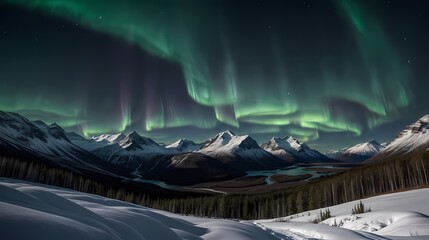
<box><xmin>403</xmin><ymin>37</ymin><xmax>407</xmax><ymax>40</ymax></box>
<box><xmin>99</xmin><ymin>16</ymin><xmax>102</xmax><ymax>20</ymax></box>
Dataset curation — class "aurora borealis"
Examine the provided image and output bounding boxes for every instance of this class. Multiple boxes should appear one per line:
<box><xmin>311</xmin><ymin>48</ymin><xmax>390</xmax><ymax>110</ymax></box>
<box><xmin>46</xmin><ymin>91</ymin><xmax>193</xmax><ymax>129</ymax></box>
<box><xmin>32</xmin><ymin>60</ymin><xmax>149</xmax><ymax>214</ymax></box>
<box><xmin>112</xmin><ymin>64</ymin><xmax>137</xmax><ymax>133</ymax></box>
<box><xmin>0</xmin><ymin>0</ymin><xmax>428</xmax><ymax>150</ymax></box>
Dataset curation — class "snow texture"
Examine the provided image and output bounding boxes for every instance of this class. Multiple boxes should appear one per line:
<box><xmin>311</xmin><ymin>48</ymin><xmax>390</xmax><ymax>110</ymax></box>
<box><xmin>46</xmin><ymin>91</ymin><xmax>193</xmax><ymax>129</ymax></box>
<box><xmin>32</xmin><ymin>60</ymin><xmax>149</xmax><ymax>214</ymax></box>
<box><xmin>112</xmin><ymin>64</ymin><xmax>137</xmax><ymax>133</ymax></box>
<box><xmin>0</xmin><ymin>178</ymin><xmax>277</xmax><ymax>240</ymax></box>
<box><xmin>262</xmin><ymin>136</ymin><xmax>329</xmax><ymax>162</ymax></box>
<box><xmin>326</xmin><ymin>140</ymin><xmax>385</xmax><ymax>161</ymax></box>
<box><xmin>199</xmin><ymin>130</ymin><xmax>273</xmax><ymax>160</ymax></box>
<box><xmin>1</xmin><ymin>178</ymin><xmax>428</xmax><ymax>240</ymax></box>
<box><xmin>166</xmin><ymin>139</ymin><xmax>201</xmax><ymax>152</ymax></box>
<box><xmin>256</xmin><ymin>188</ymin><xmax>429</xmax><ymax>239</ymax></box>
<box><xmin>377</xmin><ymin>114</ymin><xmax>429</xmax><ymax>157</ymax></box>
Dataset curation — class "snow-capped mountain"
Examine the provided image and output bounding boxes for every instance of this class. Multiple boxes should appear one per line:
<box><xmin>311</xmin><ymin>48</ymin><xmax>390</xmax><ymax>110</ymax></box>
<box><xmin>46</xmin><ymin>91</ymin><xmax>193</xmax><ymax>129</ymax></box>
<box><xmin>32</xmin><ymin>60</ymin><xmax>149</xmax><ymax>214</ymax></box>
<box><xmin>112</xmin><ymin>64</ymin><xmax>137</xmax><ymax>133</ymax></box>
<box><xmin>199</xmin><ymin>130</ymin><xmax>257</xmax><ymax>153</ymax></box>
<box><xmin>0</xmin><ymin>111</ymin><xmax>119</xmax><ymax>176</ymax></box>
<box><xmin>92</xmin><ymin>133</ymin><xmax>126</xmax><ymax>143</ymax></box>
<box><xmin>0</xmin><ymin>111</ymin><xmax>78</xmax><ymax>159</ymax></box>
<box><xmin>198</xmin><ymin>130</ymin><xmax>286</xmax><ymax>170</ymax></box>
<box><xmin>67</xmin><ymin>132</ymin><xmax>126</xmax><ymax>151</ymax></box>
<box><xmin>261</xmin><ymin>136</ymin><xmax>332</xmax><ymax>163</ymax></box>
<box><xmin>370</xmin><ymin>114</ymin><xmax>429</xmax><ymax>161</ymax></box>
<box><xmin>165</xmin><ymin>139</ymin><xmax>201</xmax><ymax>152</ymax></box>
<box><xmin>67</xmin><ymin>132</ymin><xmax>105</xmax><ymax>151</ymax></box>
<box><xmin>92</xmin><ymin>131</ymin><xmax>173</xmax><ymax>169</ymax></box>
<box><xmin>327</xmin><ymin>140</ymin><xmax>385</xmax><ymax>162</ymax></box>
<box><xmin>0</xmin><ymin>111</ymin><xmax>259</xmax><ymax>185</ymax></box>
<box><xmin>118</xmin><ymin>131</ymin><xmax>165</xmax><ymax>152</ymax></box>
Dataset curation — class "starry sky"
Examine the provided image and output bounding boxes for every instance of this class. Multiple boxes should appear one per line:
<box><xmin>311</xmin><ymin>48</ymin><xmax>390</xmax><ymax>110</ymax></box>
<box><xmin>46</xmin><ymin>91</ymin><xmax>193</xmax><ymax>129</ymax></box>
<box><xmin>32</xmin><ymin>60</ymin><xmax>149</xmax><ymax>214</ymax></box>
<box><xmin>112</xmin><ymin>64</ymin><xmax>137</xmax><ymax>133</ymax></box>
<box><xmin>0</xmin><ymin>0</ymin><xmax>428</xmax><ymax>151</ymax></box>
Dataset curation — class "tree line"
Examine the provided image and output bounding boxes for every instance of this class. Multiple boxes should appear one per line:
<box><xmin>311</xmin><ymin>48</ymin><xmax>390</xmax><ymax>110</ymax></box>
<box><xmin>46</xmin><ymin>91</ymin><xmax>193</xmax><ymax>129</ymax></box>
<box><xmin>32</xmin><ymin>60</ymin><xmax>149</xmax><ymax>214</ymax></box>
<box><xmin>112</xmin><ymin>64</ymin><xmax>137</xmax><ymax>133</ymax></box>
<box><xmin>1</xmin><ymin>151</ymin><xmax>428</xmax><ymax>220</ymax></box>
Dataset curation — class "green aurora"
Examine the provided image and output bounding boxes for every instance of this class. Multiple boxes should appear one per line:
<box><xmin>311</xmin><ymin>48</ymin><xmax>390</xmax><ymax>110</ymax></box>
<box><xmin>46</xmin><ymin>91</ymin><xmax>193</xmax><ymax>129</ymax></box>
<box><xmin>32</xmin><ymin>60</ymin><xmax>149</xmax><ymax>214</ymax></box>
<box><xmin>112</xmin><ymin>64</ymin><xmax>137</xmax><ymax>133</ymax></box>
<box><xmin>1</xmin><ymin>0</ymin><xmax>427</xmax><ymax>150</ymax></box>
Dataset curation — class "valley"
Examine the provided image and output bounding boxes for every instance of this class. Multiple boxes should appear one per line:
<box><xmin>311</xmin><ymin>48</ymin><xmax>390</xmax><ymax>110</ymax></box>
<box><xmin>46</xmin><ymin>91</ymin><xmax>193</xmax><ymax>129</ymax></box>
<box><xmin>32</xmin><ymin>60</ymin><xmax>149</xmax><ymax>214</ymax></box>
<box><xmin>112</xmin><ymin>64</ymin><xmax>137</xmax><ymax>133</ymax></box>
<box><xmin>1</xmin><ymin>110</ymin><xmax>429</xmax><ymax>221</ymax></box>
<box><xmin>0</xmin><ymin>111</ymin><xmax>428</xmax><ymax>239</ymax></box>
<box><xmin>1</xmin><ymin>110</ymin><xmax>428</xmax><ymax>195</ymax></box>
<box><xmin>1</xmin><ymin>1</ymin><xmax>427</xmax><ymax>238</ymax></box>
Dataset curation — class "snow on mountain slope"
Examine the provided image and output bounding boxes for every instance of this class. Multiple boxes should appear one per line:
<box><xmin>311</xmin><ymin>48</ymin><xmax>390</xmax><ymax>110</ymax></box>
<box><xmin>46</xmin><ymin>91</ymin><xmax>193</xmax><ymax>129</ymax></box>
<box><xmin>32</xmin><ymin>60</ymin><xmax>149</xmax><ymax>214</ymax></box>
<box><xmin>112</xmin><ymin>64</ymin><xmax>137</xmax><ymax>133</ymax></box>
<box><xmin>92</xmin><ymin>131</ymin><xmax>173</xmax><ymax>169</ymax></box>
<box><xmin>0</xmin><ymin>111</ymin><xmax>87</xmax><ymax>161</ymax></box>
<box><xmin>371</xmin><ymin>114</ymin><xmax>429</xmax><ymax>160</ymax></box>
<box><xmin>256</xmin><ymin>188</ymin><xmax>429</xmax><ymax>239</ymax></box>
<box><xmin>200</xmin><ymin>130</ymin><xmax>257</xmax><ymax>153</ymax></box>
<box><xmin>327</xmin><ymin>140</ymin><xmax>385</xmax><ymax>162</ymax></box>
<box><xmin>325</xmin><ymin>149</ymin><xmax>342</xmax><ymax>159</ymax></box>
<box><xmin>66</xmin><ymin>132</ymin><xmax>108</xmax><ymax>151</ymax></box>
<box><xmin>0</xmin><ymin>111</ymin><xmax>120</xmax><ymax>176</ymax></box>
<box><xmin>166</xmin><ymin>139</ymin><xmax>201</xmax><ymax>152</ymax></box>
<box><xmin>261</xmin><ymin>136</ymin><xmax>332</xmax><ymax>163</ymax></box>
<box><xmin>92</xmin><ymin>133</ymin><xmax>126</xmax><ymax>143</ymax></box>
<box><xmin>199</xmin><ymin>130</ymin><xmax>270</xmax><ymax>159</ymax></box>
<box><xmin>0</xmin><ymin>178</ymin><xmax>278</xmax><ymax>240</ymax></box>
<box><xmin>117</xmin><ymin>131</ymin><xmax>170</xmax><ymax>154</ymax></box>
<box><xmin>342</xmin><ymin>140</ymin><xmax>384</xmax><ymax>156</ymax></box>
<box><xmin>67</xmin><ymin>132</ymin><xmax>127</xmax><ymax>152</ymax></box>
<box><xmin>198</xmin><ymin>131</ymin><xmax>285</xmax><ymax>170</ymax></box>
<box><xmin>199</xmin><ymin>130</ymin><xmax>275</xmax><ymax>158</ymax></box>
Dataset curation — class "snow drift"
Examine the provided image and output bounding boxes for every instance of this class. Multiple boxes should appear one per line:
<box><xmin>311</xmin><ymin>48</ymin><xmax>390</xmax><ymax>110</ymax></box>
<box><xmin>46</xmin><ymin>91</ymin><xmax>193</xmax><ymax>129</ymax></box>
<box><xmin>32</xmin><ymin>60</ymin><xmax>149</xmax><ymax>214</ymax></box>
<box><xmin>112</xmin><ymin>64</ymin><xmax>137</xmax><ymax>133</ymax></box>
<box><xmin>256</xmin><ymin>188</ymin><xmax>429</xmax><ymax>239</ymax></box>
<box><xmin>0</xmin><ymin>178</ymin><xmax>277</xmax><ymax>240</ymax></box>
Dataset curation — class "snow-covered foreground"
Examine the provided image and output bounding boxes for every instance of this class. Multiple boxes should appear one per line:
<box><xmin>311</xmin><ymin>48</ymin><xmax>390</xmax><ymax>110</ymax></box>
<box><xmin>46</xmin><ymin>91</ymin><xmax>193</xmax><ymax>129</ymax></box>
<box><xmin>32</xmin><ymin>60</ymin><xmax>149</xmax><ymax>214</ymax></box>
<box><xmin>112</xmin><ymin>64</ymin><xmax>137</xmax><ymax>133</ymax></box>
<box><xmin>0</xmin><ymin>178</ymin><xmax>277</xmax><ymax>240</ymax></box>
<box><xmin>255</xmin><ymin>189</ymin><xmax>429</xmax><ymax>239</ymax></box>
<box><xmin>1</xmin><ymin>178</ymin><xmax>429</xmax><ymax>240</ymax></box>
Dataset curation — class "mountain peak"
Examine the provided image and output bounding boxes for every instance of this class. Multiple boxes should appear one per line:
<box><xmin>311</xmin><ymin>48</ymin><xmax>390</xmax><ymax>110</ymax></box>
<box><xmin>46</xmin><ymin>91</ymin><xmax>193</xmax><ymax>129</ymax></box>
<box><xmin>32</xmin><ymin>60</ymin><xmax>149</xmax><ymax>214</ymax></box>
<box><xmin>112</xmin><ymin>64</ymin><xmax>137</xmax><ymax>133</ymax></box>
<box><xmin>346</xmin><ymin>140</ymin><xmax>384</xmax><ymax>155</ymax></box>
<box><xmin>119</xmin><ymin>131</ymin><xmax>158</xmax><ymax>150</ymax></box>
<box><xmin>47</xmin><ymin>123</ymin><xmax>68</xmax><ymax>140</ymax></box>
<box><xmin>128</xmin><ymin>131</ymin><xmax>140</xmax><ymax>138</ymax></box>
<box><xmin>419</xmin><ymin>114</ymin><xmax>429</xmax><ymax>123</ymax></box>
<box><xmin>367</xmin><ymin>139</ymin><xmax>380</xmax><ymax>145</ymax></box>
<box><xmin>49</xmin><ymin>122</ymin><xmax>60</xmax><ymax>128</ymax></box>
<box><xmin>217</xmin><ymin>130</ymin><xmax>236</xmax><ymax>137</ymax></box>
<box><xmin>372</xmin><ymin>114</ymin><xmax>429</xmax><ymax>160</ymax></box>
<box><xmin>396</xmin><ymin>115</ymin><xmax>429</xmax><ymax>139</ymax></box>
<box><xmin>328</xmin><ymin>139</ymin><xmax>385</xmax><ymax>161</ymax></box>
<box><xmin>262</xmin><ymin>135</ymin><xmax>329</xmax><ymax>163</ymax></box>
<box><xmin>200</xmin><ymin>131</ymin><xmax>258</xmax><ymax>153</ymax></box>
<box><xmin>92</xmin><ymin>133</ymin><xmax>125</xmax><ymax>143</ymax></box>
<box><xmin>168</xmin><ymin>138</ymin><xmax>195</xmax><ymax>147</ymax></box>
<box><xmin>285</xmin><ymin>135</ymin><xmax>302</xmax><ymax>146</ymax></box>
<box><xmin>123</xmin><ymin>131</ymin><xmax>144</xmax><ymax>143</ymax></box>
<box><xmin>269</xmin><ymin>136</ymin><xmax>303</xmax><ymax>151</ymax></box>
<box><xmin>166</xmin><ymin>139</ymin><xmax>201</xmax><ymax>152</ymax></box>
<box><xmin>32</xmin><ymin>120</ymin><xmax>48</xmax><ymax>128</ymax></box>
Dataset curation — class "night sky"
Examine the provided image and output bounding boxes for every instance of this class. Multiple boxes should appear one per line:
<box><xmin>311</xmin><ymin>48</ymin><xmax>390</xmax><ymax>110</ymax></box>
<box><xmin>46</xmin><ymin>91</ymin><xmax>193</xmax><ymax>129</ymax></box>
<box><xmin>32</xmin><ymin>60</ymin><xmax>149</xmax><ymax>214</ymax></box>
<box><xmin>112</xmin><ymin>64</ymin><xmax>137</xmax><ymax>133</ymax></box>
<box><xmin>0</xmin><ymin>0</ymin><xmax>428</xmax><ymax>151</ymax></box>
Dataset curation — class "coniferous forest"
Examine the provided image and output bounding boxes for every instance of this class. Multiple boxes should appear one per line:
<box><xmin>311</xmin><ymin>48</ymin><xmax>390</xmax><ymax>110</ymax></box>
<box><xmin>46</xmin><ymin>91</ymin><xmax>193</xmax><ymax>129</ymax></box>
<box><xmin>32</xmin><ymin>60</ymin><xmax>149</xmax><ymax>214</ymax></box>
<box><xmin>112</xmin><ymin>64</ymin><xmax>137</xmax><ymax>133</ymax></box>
<box><xmin>1</xmin><ymin>151</ymin><xmax>428</xmax><ymax>220</ymax></box>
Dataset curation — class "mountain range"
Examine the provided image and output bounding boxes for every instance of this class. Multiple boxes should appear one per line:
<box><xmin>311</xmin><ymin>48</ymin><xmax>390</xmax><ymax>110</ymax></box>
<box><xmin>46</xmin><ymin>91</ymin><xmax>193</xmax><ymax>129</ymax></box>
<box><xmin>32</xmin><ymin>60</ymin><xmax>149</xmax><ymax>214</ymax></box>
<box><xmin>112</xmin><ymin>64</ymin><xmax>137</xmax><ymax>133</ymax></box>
<box><xmin>369</xmin><ymin>114</ymin><xmax>429</xmax><ymax>161</ymax></box>
<box><xmin>1</xmin><ymin>110</ymin><xmax>428</xmax><ymax>186</ymax></box>
<box><xmin>261</xmin><ymin>136</ymin><xmax>332</xmax><ymax>163</ymax></box>
<box><xmin>326</xmin><ymin>140</ymin><xmax>385</xmax><ymax>162</ymax></box>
